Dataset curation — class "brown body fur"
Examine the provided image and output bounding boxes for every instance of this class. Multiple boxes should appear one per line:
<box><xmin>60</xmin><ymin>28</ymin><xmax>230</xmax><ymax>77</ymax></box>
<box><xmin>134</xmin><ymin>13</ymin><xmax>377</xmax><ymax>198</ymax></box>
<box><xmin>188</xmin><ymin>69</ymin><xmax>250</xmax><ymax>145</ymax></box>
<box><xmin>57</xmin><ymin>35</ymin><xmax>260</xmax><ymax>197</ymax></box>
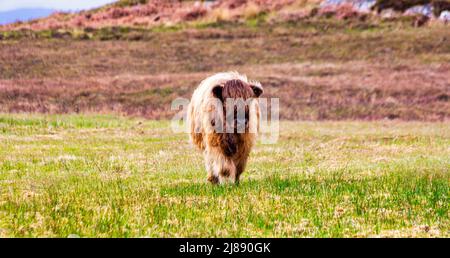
<box><xmin>188</xmin><ymin>73</ymin><xmax>262</xmax><ymax>184</ymax></box>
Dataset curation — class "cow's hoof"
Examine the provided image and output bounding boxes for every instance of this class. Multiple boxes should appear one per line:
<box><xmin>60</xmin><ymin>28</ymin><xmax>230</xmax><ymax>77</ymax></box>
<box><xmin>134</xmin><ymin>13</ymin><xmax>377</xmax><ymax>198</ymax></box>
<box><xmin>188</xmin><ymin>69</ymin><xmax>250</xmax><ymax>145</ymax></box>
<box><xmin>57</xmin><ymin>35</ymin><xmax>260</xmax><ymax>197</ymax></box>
<box><xmin>207</xmin><ymin>175</ymin><xmax>219</xmax><ymax>184</ymax></box>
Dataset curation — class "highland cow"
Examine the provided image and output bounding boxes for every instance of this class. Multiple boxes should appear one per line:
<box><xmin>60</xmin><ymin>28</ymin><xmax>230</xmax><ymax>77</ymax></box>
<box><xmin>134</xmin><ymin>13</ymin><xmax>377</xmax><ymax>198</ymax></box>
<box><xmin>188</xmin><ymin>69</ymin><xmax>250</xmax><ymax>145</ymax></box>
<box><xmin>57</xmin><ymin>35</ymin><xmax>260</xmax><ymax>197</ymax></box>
<box><xmin>187</xmin><ymin>72</ymin><xmax>263</xmax><ymax>184</ymax></box>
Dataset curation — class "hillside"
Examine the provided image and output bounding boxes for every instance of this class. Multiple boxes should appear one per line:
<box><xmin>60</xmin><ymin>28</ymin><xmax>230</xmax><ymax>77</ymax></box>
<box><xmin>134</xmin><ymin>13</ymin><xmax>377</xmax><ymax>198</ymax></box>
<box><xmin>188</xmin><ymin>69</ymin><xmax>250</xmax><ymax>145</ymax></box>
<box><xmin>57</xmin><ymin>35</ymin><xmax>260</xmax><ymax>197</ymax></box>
<box><xmin>0</xmin><ymin>0</ymin><xmax>309</xmax><ymax>31</ymax></box>
<box><xmin>0</xmin><ymin>0</ymin><xmax>449</xmax><ymax>121</ymax></box>
<box><xmin>1</xmin><ymin>0</ymin><xmax>449</xmax><ymax>32</ymax></box>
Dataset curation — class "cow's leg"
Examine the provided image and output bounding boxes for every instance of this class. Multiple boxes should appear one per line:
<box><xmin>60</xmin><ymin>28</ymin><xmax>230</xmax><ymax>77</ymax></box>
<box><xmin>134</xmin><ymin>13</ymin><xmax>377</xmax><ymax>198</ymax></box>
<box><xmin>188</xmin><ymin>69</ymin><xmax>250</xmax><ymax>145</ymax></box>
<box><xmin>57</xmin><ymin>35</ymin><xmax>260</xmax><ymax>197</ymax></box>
<box><xmin>234</xmin><ymin>153</ymin><xmax>249</xmax><ymax>184</ymax></box>
<box><xmin>217</xmin><ymin>158</ymin><xmax>236</xmax><ymax>184</ymax></box>
<box><xmin>206</xmin><ymin>151</ymin><xmax>237</xmax><ymax>185</ymax></box>
<box><xmin>204</xmin><ymin>152</ymin><xmax>218</xmax><ymax>184</ymax></box>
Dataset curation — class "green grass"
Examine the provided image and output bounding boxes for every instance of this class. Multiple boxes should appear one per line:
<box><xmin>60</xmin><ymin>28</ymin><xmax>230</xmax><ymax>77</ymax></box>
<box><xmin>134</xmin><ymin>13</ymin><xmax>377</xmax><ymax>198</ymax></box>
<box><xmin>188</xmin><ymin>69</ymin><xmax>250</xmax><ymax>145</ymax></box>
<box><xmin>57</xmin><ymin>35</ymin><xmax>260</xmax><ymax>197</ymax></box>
<box><xmin>0</xmin><ymin>114</ymin><xmax>448</xmax><ymax>237</ymax></box>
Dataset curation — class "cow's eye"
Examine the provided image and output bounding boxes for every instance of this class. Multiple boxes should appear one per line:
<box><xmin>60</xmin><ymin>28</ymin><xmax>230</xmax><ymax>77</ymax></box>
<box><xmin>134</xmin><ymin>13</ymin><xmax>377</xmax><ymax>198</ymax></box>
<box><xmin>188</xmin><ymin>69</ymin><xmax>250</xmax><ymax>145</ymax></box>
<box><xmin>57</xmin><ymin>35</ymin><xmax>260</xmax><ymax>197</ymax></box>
<box><xmin>211</xmin><ymin>119</ymin><xmax>216</xmax><ymax>126</ymax></box>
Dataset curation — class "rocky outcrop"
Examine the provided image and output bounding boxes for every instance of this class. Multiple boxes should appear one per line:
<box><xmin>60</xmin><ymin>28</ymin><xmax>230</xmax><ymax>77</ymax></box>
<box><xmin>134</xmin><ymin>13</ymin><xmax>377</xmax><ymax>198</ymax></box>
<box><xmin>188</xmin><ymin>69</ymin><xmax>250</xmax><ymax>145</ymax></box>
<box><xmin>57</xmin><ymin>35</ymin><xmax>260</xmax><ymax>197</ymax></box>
<box><xmin>321</xmin><ymin>0</ymin><xmax>450</xmax><ymax>19</ymax></box>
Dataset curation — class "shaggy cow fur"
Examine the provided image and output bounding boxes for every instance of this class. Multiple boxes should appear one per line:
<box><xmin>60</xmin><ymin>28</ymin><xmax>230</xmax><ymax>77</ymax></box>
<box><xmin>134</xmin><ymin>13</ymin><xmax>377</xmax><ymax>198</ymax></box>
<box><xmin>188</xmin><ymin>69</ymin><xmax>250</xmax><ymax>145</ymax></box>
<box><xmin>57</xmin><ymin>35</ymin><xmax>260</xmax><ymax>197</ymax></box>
<box><xmin>187</xmin><ymin>72</ymin><xmax>263</xmax><ymax>184</ymax></box>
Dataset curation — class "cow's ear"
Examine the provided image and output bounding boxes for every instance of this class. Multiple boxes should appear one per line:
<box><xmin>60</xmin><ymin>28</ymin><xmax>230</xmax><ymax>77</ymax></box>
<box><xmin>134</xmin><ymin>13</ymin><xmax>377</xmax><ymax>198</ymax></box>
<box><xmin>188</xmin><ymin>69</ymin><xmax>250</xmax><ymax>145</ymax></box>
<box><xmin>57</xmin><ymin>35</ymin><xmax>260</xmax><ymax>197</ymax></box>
<box><xmin>212</xmin><ymin>85</ymin><xmax>223</xmax><ymax>100</ymax></box>
<box><xmin>251</xmin><ymin>85</ymin><xmax>263</xmax><ymax>98</ymax></box>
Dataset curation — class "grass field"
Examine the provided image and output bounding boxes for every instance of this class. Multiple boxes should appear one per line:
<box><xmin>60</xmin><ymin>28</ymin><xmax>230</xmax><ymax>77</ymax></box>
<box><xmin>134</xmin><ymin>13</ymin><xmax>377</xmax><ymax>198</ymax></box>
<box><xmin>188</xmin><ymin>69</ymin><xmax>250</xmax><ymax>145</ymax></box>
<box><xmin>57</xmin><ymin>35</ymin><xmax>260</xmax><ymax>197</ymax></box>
<box><xmin>0</xmin><ymin>114</ymin><xmax>448</xmax><ymax>237</ymax></box>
